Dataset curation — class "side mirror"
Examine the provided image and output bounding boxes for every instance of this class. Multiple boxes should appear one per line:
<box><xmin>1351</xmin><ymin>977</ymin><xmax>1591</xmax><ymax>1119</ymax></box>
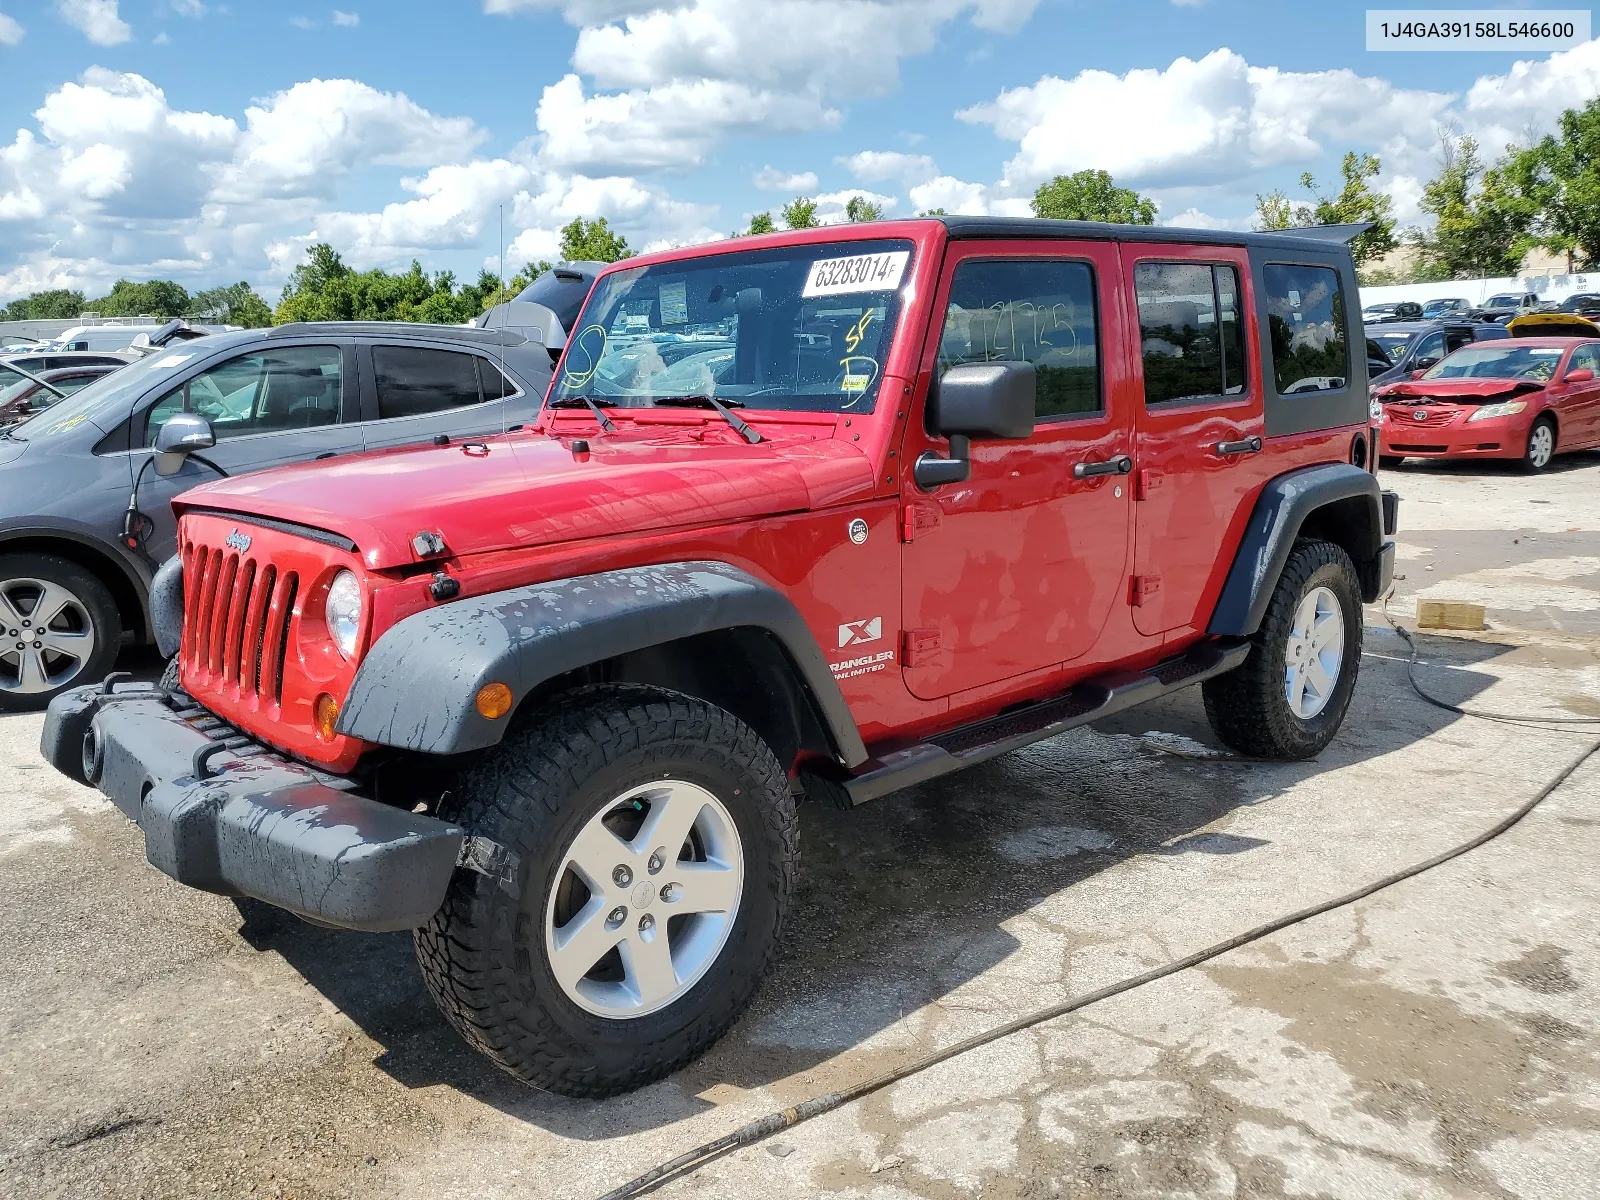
<box><xmin>915</xmin><ymin>361</ymin><xmax>1037</xmax><ymax>490</ymax></box>
<box><xmin>152</xmin><ymin>412</ymin><xmax>216</xmax><ymax>477</ymax></box>
<box><xmin>1564</xmin><ymin>368</ymin><xmax>1595</xmax><ymax>383</ymax></box>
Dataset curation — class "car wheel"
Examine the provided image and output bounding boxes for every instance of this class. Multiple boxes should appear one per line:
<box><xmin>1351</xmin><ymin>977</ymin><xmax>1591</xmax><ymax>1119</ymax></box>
<box><xmin>1521</xmin><ymin>416</ymin><xmax>1556</xmax><ymax>473</ymax></box>
<box><xmin>0</xmin><ymin>553</ymin><xmax>121</xmax><ymax>713</ymax></box>
<box><xmin>1377</xmin><ymin>454</ymin><xmax>1405</xmax><ymax>470</ymax></box>
<box><xmin>1202</xmin><ymin>538</ymin><xmax>1363</xmax><ymax>760</ymax></box>
<box><xmin>414</xmin><ymin>683</ymin><xmax>797</xmax><ymax>1097</ymax></box>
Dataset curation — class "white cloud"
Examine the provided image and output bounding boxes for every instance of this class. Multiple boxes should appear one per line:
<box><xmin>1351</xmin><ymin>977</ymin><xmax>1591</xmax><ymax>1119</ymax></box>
<box><xmin>290</xmin><ymin>15</ymin><xmax>315</xmax><ymax>29</ymax></box>
<box><xmin>153</xmin><ymin>30</ymin><xmax>170</xmax><ymax>43</ymax></box>
<box><xmin>1462</xmin><ymin>37</ymin><xmax>1600</xmax><ymax>152</ymax></box>
<box><xmin>55</xmin><ymin>0</ymin><xmax>130</xmax><ymax>46</ymax></box>
<box><xmin>1161</xmin><ymin>207</ymin><xmax>1249</xmax><ymax>231</ymax></box>
<box><xmin>212</xmin><ymin>79</ymin><xmax>484</xmax><ymax>203</ymax></box>
<box><xmin>535</xmin><ymin>73</ymin><xmax>833</xmax><ymax>172</ymax></box>
<box><xmin>0</xmin><ymin>13</ymin><xmax>24</xmax><ymax>43</ymax></box>
<box><xmin>332</xmin><ymin>9</ymin><xmax>359</xmax><ymax>26</ymax></box>
<box><xmin>906</xmin><ymin>174</ymin><xmax>1030</xmax><ymax>216</ymax></box>
<box><xmin>753</xmin><ymin>165</ymin><xmax>817</xmax><ymax>192</ymax></box>
<box><xmin>813</xmin><ymin>188</ymin><xmax>899</xmax><ymax>223</ymax></box>
<box><xmin>168</xmin><ymin>0</ymin><xmax>206</xmax><ymax>15</ymax></box>
<box><xmin>839</xmin><ymin>149</ymin><xmax>938</xmax><ymax>186</ymax></box>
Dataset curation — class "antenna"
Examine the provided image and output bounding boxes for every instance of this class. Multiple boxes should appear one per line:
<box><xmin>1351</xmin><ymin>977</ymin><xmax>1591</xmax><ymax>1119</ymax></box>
<box><xmin>498</xmin><ymin>203</ymin><xmax>508</xmax><ymax>438</ymax></box>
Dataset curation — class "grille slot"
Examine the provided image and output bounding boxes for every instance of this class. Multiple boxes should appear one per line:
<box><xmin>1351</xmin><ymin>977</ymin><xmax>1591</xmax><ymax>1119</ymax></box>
<box><xmin>180</xmin><ymin>539</ymin><xmax>298</xmax><ymax>704</ymax></box>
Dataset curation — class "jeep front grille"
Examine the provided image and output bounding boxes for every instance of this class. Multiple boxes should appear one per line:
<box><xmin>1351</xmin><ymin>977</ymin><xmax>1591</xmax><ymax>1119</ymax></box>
<box><xmin>181</xmin><ymin>541</ymin><xmax>298</xmax><ymax>704</ymax></box>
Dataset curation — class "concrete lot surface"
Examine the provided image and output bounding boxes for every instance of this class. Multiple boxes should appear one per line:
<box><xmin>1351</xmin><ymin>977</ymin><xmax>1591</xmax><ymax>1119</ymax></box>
<box><xmin>3</xmin><ymin>454</ymin><xmax>1599</xmax><ymax>1199</ymax></box>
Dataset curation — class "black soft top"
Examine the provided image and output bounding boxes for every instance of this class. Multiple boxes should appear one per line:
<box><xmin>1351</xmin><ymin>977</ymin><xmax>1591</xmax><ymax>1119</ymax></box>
<box><xmin>936</xmin><ymin>215</ymin><xmax>1367</xmax><ymax>254</ymax></box>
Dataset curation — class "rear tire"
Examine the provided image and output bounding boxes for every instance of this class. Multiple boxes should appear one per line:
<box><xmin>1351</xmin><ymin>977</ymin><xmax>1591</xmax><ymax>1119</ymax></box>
<box><xmin>414</xmin><ymin>683</ymin><xmax>797</xmax><ymax>1097</ymax></box>
<box><xmin>1521</xmin><ymin>415</ymin><xmax>1556</xmax><ymax>473</ymax></box>
<box><xmin>1377</xmin><ymin>454</ymin><xmax>1405</xmax><ymax>470</ymax></box>
<box><xmin>1203</xmin><ymin>538</ymin><xmax>1363</xmax><ymax>760</ymax></box>
<box><xmin>0</xmin><ymin>553</ymin><xmax>120</xmax><ymax>712</ymax></box>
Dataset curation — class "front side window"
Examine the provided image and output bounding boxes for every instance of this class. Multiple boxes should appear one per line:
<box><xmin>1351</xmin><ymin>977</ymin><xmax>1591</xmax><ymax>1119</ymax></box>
<box><xmin>1410</xmin><ymin>332</ymin><xmax>1445</xmax><ymax>368</ymax></box>
<box><xmin>550</xmin><ymin>238</ymin><xmax>914</xmax><ymax>414</ymax></box>
<box><xmin>938</xmin><ymin>258</ymin><xmax>1100</xmax><ymax>419</ymax></box>
<box><xmin>144</xmin><ymin>345</ymin><xmax>342</xmax><ymax>445</ymax></box>
<box><xmin>373</xmin><ymin>347</ymin><xmax>496</xmax><ymax>418</ymax></box>
<box><xmin>1134</xmin><ymin>262</ymin><xmax>1247</xmax><ymax>405</ymax></box>
<box><xmin>1569</xmin><ymin>344</ymin><xmax>1600</xmax><ymax>374</ymax></box>
<box><xmin>1264</xmin><ymin>263</ymin><xmax>1348</xmax><ymax>395</ymax></box>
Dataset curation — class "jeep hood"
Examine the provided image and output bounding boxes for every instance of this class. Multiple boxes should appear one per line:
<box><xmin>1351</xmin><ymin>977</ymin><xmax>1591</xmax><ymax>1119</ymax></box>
<box><xmin>173</xmin><ymin>428</ymin><xmax>876</xmax><ymax>569</ymax></box>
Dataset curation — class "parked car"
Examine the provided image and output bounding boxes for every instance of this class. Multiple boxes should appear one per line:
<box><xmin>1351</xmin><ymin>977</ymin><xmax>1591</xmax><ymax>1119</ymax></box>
<box><xmin>3</xmin><ymin>348</ymin><xmax>140</xmax><ymax>373</ymax></box>
<box><xmin>1365</xmin><ymin>319</ymin><xmax>1510</xmax><ymax>389</ymax></box>
<box><xmin>1507</xmin><ymin>311</ymin><xmax>1600</xmax><ymax>339</ymax></box>
<box><xmin>0</xmin><ymin>363</ymin><xmax>120</xmax><ymax>424</ymax></box>
<box><xmin>1367</xmin><ymin>300</ymin><xmax>1423</xmax><ymax>322</ymax></box>
<box><xmin>1421</xmin><ymin>297</ymin><xmax>1471</xmax><ymax>319</ymax></box>
<box><xmin>1472</xmin><ymin>293</ymin><xmax>1541</xmax><ymax>322</ymax></box>
<box><xmin>45</xmin><ymin>322</ymin><xmax>233</xmax><ymax>353</ymax></box>
<box><xmin>1375</xmin><ymin>337</ymin><xmax>1600</xmax><ymax>471</ymax></box>
<box><xmin>1363</xmin><ymin>301</ymin><xmax>1401</xmax><ymax>320</ymax></box>
<box><xmin>40</xmin><ymin>217</ymin><xmax>1396</xmax><ymax>1097</ymax></box>
<box><xmin>0</xmin><ymin>320</ymin><xmax>556</xmax><ymax>709</ymax></box>
<box><xmin>1557</xmin><ymin>292</ymin><xmax>1600</xmax><ymax>316</ymax></box>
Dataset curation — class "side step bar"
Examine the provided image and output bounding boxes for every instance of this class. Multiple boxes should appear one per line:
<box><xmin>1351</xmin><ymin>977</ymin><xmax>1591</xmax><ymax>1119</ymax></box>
<box><xmin>842</xmin><ymin>638</ymin><xmax>1251</xmax><ymax>805</ymax></box>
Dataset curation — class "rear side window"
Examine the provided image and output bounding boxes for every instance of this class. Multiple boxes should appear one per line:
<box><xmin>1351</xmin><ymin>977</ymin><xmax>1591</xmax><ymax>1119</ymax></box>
<box><xmin>373</xmin><ymin>346</ymin><xmax>486</xmax><ymax>418</ymax></box>
<box><xmin>1133</xmin><ymin>262</ymin><xmax>1247</xmax><ymax>404</ymax></box>
<box><xmin>937</xmin><ymin>258</ymin><xmax>1101</xmax><ymax>419</ymax></box>
<box><xmin>1263</xmin><ymin>264</ymin><xmax>1348</xmax><ymax>395</ymax></box>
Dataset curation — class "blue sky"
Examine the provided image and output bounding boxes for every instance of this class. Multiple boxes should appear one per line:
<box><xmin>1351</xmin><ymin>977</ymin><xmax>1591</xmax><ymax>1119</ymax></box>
<box><xmin>0</xmin><ymin>0</ymin><xmax>1595</xmax><ymax>302</ymax></box>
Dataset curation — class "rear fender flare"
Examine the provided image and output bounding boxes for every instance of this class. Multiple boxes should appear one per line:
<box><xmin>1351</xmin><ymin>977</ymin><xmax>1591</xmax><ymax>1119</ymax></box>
<box><xmin>336</xmin><ymin>560</ymin><xmax>868</xmax><ymax>766</ymax></box>
<box><xmin>1208</xmin><ymin>463</ymin><xmax>1383</xmax><ymax>637</ymax></box>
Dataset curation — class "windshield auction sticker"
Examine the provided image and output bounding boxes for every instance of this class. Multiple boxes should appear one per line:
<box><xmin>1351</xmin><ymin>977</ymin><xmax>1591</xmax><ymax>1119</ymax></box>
<box><xmin>1366</xmin><ymin>10</ymin><xmax>1588</xmax><ymax>50</ymax></box>
<box><xmin>803</xmin><ymin>251</ymin><xmax>910</xmax><ymax>298</ymax></box>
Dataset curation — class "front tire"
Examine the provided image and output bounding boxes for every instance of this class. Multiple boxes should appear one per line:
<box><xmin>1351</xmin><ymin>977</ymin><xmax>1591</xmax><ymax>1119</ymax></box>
<box><xmin>1203</xmin><ymin>539</ymin><xmax>1363</xmax><ymax>760</ymax></box>
<box><xmin>1521</xmin><ymin>415</ymin><xmax>1556</xmax><ymax>473</ymax></box>
<box><xmin>0</xmin><ymin>553</ymin><xmax>120</xmax><ymax>712</ymax></box>
<box><xmin>414</xmin><ymin>684</ymin><xmax>797</xmax><ymax>1097</ymax></box>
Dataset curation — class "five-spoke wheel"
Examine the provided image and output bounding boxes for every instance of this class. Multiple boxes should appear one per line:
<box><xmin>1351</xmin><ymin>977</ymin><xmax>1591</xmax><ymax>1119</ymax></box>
<box><xmin>0</xmin><ymin>554</ymin><xmax>119</xmax><ymax>711</ymax></box>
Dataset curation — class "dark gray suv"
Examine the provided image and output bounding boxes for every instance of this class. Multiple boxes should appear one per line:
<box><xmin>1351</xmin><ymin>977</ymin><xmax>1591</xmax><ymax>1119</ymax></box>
<box><xmin>0</xmin><ymin>321</ymin><xmax>554</xmax><ymax>709</ymax></box>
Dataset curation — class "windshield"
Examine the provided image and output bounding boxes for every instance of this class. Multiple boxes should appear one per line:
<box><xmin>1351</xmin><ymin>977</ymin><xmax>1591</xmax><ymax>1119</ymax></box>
<box><xmin>1423</xmin><ymin>344</ymin><xmax>1565</xmax><ymax>382</ymax></box>
<box><xmin>549</xmin><ymin>238</ymin><xmax>914</xmax><ymax>414</ymax></box>
<box><xmin>1369</xmin><ymin>331</ymin><xmax>1413</xmax><ymax>360</ymax></box>
<box><xmin>6</xmin><ymin>347</ymin><xmax>199</xmax><ymax>439</ymax></box>
<box><xmin>1486</xmin><ymin>295</ymin><xmax>1520</xmax><ymax>306</ymax></box>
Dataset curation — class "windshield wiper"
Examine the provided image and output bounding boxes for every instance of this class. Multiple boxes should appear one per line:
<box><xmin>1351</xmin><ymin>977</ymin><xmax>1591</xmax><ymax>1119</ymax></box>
<box><xmin>546</xmin><ymin>394</ymin><xmax>617</xmax><ymax>432</ymax></box>
<box><xmin>652</xmin><ymin>394</ymin><xmax>762</xmax><ymax>444</ymax></box>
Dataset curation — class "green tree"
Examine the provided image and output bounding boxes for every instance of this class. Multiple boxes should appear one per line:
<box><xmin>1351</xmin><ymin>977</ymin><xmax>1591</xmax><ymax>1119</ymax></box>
<box><xmin>1031</xmin><ymin>169</ymin><xmax>1156</xmax><ymax>224</ymax></box>
<box><xmin>1253</xmin><ymin>189</ymin><xmax>1296</xmax><ymax>231</ymax></box>
<box><xmin>844</xmin><ymin>195</ymin><xmax>883</xmax><ymax>222</ymax></box>
<box><xmin>1416</xmin><ymin>134</ymin><xmax>1531</xmax><ymax>279</ymax></box>
<box><xmin>1508</xmin><ymin>98</ymin><xmax>1600</xmax><ymax>268</ymax></box>
<box><xmin>90</xmin><ymin>278</ymin><xmax>191</xmax><ymax>318</ymax></box>
<box><xmin>191</xmin><ymin>281</ymin><xmax>274</xmax><ymax>327</ymax></box>
<box><xmin>919</xmin><ymin>207</ymin><xmax>948</xmax><ymax>217</ymax></box>
<box><xmin>1297</xmin><ymin>152</ymin><xmax>1397</xmax><ymax>266</ymax></box>
<box><xmin>747</xmin><ymin>211</ymin><xmax>775</xmax><ymax>235</ymax></box>
<box><xmin>273</xmin><ymin>244</ymin><xmax>354</xmax><ymax>323</ymax></box>
<box><xmin>782</xmin><ymin>196</ymin><xmax>819</xmax><ymax>229</ymax></box>
<box><xmin>1</xmin><ymin>289</ymin><xmax>87</xmax><ymax>321</ymax></box>
<box><xmin>558</xmin><ymin>217</ymin><xmax>631</xmax><ymax>263</ymax></box>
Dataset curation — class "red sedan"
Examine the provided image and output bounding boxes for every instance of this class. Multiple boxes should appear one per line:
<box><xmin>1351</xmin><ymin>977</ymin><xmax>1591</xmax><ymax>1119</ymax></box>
<box><xmin>1376</xmin><ymin>336</ymin><xmax>1600</xmax><ymax>472</ymax></box>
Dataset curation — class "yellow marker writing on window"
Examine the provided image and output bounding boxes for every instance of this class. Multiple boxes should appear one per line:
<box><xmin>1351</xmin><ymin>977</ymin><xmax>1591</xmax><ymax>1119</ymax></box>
<box><xmin>843</xmin><ymin>310</ymin><xmax>874</xmax><ymax>355</ymax></box>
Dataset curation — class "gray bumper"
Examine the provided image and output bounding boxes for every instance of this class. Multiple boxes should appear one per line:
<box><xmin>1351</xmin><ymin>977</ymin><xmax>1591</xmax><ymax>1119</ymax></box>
<box><xmin>40</xmin><ymin>684</ymin><xmax>465</xmax><ymax>932</ymax></box>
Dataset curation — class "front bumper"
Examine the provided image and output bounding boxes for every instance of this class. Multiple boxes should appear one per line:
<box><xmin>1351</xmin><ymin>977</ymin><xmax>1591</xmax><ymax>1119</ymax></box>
<box><xmin>41</xmin><ymin>682</ymin><xmax>465</xmax><ymax>932</ymax></box>
<box><xmin>1378</xmin><ymin>411</ymin><xmax>1527</xmax><ymax>459</ymax></box>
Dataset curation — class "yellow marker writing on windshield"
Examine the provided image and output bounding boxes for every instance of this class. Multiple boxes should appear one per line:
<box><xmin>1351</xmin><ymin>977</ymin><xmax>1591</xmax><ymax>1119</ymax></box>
<box><xmin>843</xmin><ymin>310</ymin><xmax>874</xmax><ymax>355</ymax></box>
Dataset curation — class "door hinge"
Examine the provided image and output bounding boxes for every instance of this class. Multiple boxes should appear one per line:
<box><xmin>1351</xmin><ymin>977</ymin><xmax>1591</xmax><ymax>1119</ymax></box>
<box><xmin>901</xmin><ymin>501</ymin><xmax>942</xmax><ymax>543</ymax></box>
<box><xmin>1135</xmin><ymin>469</ymin><xmax>1162</xmax><ymax>501</ymax></box>
<box><xmin>901</xmin><ymin>627</ymin><xmax>942</xmax><ymax>667</ymax></box>
<box><xmin>1129</xmin><ymin>575</ymin><xmax>1162</xmax><ymax>606</ymax></box>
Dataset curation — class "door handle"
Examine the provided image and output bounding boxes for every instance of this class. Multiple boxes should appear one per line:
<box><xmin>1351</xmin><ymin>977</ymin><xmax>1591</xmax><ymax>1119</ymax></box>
<box><xmin>1073</xmin><ymin>454</ymin><xmax>1133</xmax><ymax>479</ymax></box>
<box><xmin>1214</xmin><ymin>436</ymin><xmax>1263</xmax><ymax>457</ymax></box>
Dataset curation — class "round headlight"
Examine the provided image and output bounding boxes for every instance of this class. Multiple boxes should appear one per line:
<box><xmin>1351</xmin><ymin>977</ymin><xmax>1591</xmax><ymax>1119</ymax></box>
<box><xmin>325</xmin><ymin>570</ymin><xmax>362</xmax><ymax>659</ymax></box>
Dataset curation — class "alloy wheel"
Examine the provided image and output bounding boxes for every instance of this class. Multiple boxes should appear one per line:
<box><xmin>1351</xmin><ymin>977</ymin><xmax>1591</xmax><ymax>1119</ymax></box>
<box><xmin>1283</xmin><ymin>585</ymin><xmax>1344</xmax><ymax>720</ymax></box>
<box><xmin>1528</xmin><ymin>423</ymin><xmax>1554</xmax><ymax>469</ymax></box>
<box><xmin>544</xmin><ymin>779</ymin><xmax>744</xmax><ymax>1019</ymax></box>
<box><xmin>0</xmin><ymin>577</ymin><xmax>96</xmax><ymax>695</ymax></box>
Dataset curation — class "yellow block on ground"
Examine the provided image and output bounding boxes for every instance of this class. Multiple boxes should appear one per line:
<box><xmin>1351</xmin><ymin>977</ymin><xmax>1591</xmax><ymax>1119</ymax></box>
<box><xmin>1417</xmin><ymin>599</ymin><xmax>1486</xmax><ymax>631</ymax></box>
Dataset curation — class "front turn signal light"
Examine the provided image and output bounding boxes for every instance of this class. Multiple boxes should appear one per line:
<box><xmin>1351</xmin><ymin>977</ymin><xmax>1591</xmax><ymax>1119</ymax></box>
<box><xmin>314</xmin><ymin>692</ymin><xmax>340</xmax><ymax>741</ymax></box>
<box><xmin>476</xmin><ymin>682</ymin><xmax>513</xmax><ymax>720</ymax></box>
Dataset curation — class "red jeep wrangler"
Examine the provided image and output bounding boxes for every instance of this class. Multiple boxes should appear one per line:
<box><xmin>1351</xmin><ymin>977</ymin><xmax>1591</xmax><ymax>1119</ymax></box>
<box><xmin>43</xmin><ymin>218</ymin><xmax>1395</xmax><ymax>1096</ymax></box>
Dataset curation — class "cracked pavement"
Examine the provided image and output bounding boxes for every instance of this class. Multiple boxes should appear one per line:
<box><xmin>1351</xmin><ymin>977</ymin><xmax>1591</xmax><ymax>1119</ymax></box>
<box><xmin>2</xmin><ymin>455</ymin><xmax>1599</xmax><ymax>1199</ymax></box>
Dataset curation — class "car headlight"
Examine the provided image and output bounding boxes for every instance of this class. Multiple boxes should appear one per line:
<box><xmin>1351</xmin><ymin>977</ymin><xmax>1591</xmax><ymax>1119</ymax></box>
<box><xmin>1369</xmin><ymin>399</ymin><xmax>1383</xmax><ymax>421</ymax></box>
<box><xmin>1466</xmin><ymin>400</ymin><xmax>1528</xmax><ymax>422</ymax></box>
<box><xmin>325</xmin><ymin>570</ymin><xmax>363</xmax><ymax>658</ymax></box>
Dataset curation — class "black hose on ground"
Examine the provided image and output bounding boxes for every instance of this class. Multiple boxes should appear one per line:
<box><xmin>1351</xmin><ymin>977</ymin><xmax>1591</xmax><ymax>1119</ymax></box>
<box><xmin>596</xmin><ymin>625</ymin><xmax>1600</xmax><ymax>1200</ymax></box>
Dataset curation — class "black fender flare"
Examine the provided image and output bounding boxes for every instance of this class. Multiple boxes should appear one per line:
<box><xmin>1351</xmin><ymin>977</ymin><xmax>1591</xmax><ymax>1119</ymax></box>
<box><xmin>1208</xmin><ymin>463</ymin><xmax>1383</xmax><ymax>637</ymax></box>
<box><xmin>336</xmin><ymin>560</ymin><xmax>868</xmax><ymax>766</ymax></box>
<box><xmin>0</xmin><ymin>520</ymin><xmax>155</xmax><ymax>638</ymax></box>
